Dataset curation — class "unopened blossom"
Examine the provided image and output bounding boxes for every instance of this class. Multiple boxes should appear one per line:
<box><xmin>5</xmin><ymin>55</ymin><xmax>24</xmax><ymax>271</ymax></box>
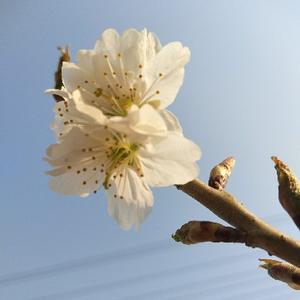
<box><xmin>260</xmin><ymin>259</ymin><xmax>300</xmax><ymax>290</ymax></box>
<box><xmin>172</xmin><ymin>220</ymin><xmax>246</xmax><ymax>245</ymax></box>
<box><xmin>48</xmin><ymin>28</ymin><xmax>190</xmax><ymax>133</ymax></box>
<box><xmin>272</xmin><ymin>156</ymin><xmax>300</xmax><ymax>230</ymax></box>
<box><xmin>208</xmin><ymin>156</ymin><xmax>236</xmax><ymax>191</ymax></box>
<box><xmin>45</xmin><ymin>96</ymin><xmax>201</xmax><ymax>229</ymax></box>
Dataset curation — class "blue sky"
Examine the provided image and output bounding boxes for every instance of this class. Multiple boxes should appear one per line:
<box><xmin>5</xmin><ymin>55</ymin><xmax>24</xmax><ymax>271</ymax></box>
<box><xmin>1</xmin><ymin>0</ymin><xmax>300</xmax><ymax>299</ymax></box>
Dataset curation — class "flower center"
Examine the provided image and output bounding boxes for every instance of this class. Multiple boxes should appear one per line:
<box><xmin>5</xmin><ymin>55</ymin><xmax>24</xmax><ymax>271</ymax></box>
<box><xmin>103</xmin><ymin>134</ymin><xmax>141</xmax><ymax>188</ymax></box>
<box><xmin>79</xmin><ymin>53</ymin><xmax>165</xmax><ymax>117</ymax></box>
<box><xmin>91</xmin><ymin>86</ymin><xmax>134</xmax><ymax>117</ymax></box>
<box><xmin>118</xmin><ymin>98</ymin><xmax>133</xmax><ymax>113</ymax></box>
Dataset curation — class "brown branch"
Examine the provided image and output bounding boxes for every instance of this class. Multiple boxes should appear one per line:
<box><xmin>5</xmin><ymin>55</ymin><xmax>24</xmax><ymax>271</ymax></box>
<box><xmin>176</xmin><ymin>179</ymin><xmax>300</xmax><ymax>267</ymax></box>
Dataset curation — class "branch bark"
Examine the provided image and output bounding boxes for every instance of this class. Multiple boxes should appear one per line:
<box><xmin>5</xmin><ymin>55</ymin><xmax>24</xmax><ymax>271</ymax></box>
<box><xmin>176</xmin><ymin>179</ymin><xmax>300</xmax><ymax>267</ymax></box>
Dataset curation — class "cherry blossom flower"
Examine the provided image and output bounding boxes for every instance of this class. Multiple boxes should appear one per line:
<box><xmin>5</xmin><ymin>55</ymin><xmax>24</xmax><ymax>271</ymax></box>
<box><xmin>45</xmin><ymin>96</ymin><xmax>200</xmax><ymax>229</ymax></box>
<box><xmin>45</xmin><ymin>28</ymin><xmax>200</xmax><ymax>229</ymax></box>
<box><xmin>46</xmin><ymin>88</ymin><xmax>180</xmax><ymax>139</ymax></box>
<box><xmin>48</xmin><ymin>28</ymin><xmax>190</xmax><ymax>134</ymax></box>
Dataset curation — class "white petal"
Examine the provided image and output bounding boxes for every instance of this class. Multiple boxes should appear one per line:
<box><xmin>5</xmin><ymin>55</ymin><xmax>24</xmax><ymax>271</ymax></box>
<box><xmin>119</xmin><ymin>29</ymin><xmax>163</xmax><ymax>80</ymax></box>
<box><xmin>128</xmin><ymin>104</ymin><xmax>167</xmax><ymax>135</ymax></box>
<box><xmin>106</xmin><ymin>168</ymin><xmax>153</xmax><ymax>230</ymax></box>
<box><xmin>51</xmin><ymin>99</ymin><xmax>75</xmax><ymax>138</ymax></box>
<box><xmin>108</xmin><ymin>104</ymin><xmax>167</xmax><ymax>138</ymax></box>
<box><xmin>161</xmin><ymin>69</ymin><xmax>185</xmax><ymax>109</ymax></box>
<box><xmin>72</xmin><ymin>89</ymin><xmax>107</xmax><ymax>125</ymax></box>
<box><xmin>143</xmin><ymin>68</ymin><xmax>185</xmax><ymax>109</ymax></box>
<box><xmin>46</xmin><ymin>127</ymin><xmax>107</xmax><ymax>196</ymax></box>
<box><xmin>148</xmin><ymin>31</ymin><xmax>161</xmax><ymax>53</ymax></box>
<box><xmin>62</xmin><ymin>62</ymin><xmax>90</xmax><ymax>92</ymax></box>
<box><xmin>49</xmin><ymin>162</ymin><xmax>104</xmax><ymax>196</ymax></box>
<box><xmin>94</xmin><ymin>28</ymin><xmax>120</xmax><ymax>59</ymax></box>
<box><xmin>159</xmin><ymin>110</ymin><xmax>183</xmax><ymax>134</ymax></box>
<box><xmin>139</xmin><ymin>133</ymin><xmax>201</xmax><ymax>187</ymax></box>
<box><xmin>49</xmin><ymin>89</ymin><xmax>108</xmax><ymax>139</ymax></box>
<box><xmin>120</xmin><ymin>28</ymin><xmax>144</xmax><ymax>73</ymax></box>
<box><xmin>62</xmin><ymin>62</ymin><xmax>105</xmax><ymax>96</ymax></box>
<box><xmin>143</xmin><ymin>30</ymin><xmax>162</xmax><ymax>63</ymax></box>
<box><xmin>102</xmin><ymin>105</ymin><xmax>140</xmax><ymax>137</ymax></box>
<box><xmin>143</xmin><ymin>42</ymin><xmax>190</xmax><ymax>108</ymax></box>
<box><xmin>146</xmin><ymin>42</ymin><xmax>190</xmax><ymax>76</ymax></box>
<box><xmin>45</xmin><ymin>89</ymin><xmax>69</xmax><ymax>99</ymax></box>
<box><xmin>77</xmin><ymin>50</ymin><xmax>98</xmax><ymax>75</ymax></box>
<box><xmin>46</xmin><ymin>127</ymin><xmax>106</xmax><ymax>166</ymax></box>
<box><xmin>50</xmin><ymin>115</ymin><xmax>71</xmax><ymax>138</ymax></box>
<box><xmin>94</xmin><ymin>28</ymin><xmax>162</xmax><ymax>90</ymax></box>
<box><xmin>76</xmin><ymin>50</ymin><xmax>111</xmax><ymax>86</ymax></box>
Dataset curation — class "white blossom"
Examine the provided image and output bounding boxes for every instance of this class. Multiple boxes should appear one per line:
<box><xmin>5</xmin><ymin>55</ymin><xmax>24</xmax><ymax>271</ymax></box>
<box><xmin>49</xmin><ymin>28</ymin><xmax>190</xmax><ymax>133</ymax></box>
<box><xmin>45</xmin><ymin>28</ymin><xmax>200</xmax><ymax>229</ymax></box>
<box><xmin>45</xmin><ymin>96</ymin><xmax>201</xmax><ymax>229</ymax></box>
<box><xmin>46</xmin><ymin>88</ymin><xmax>180</xmax><ymax>139</ymax></box>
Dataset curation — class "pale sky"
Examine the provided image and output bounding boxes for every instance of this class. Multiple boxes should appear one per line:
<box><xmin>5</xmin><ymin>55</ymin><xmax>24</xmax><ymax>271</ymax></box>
<box><xmin>1</xmin><ymin>0</ymin><xmax>300</xmax><ymax>299</ymax></box>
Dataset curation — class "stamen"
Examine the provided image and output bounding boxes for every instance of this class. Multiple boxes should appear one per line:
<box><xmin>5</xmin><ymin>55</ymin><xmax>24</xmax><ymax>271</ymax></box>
<box><xmin>94</xmin><ymin>88</ymin><xmax>103</xmax><ymax>97</ymax></box>
<box><xmin>141</xmin><ymin>74</ymin><xmax>164</xmax><ymax>103</ymax></box>
<box><xmin>117</xmin><ymin>53</ymin><xmax>129</xmax><ymax>91</ymax></box>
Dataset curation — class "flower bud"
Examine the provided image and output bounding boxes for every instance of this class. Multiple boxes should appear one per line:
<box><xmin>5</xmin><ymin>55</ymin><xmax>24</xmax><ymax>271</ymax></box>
<box><xmin>259</xmin><ymin>259</ymin><xmax>300</xmax><ymax>290</ymax></box>
<box><xmin>272</xmin><ymin>156</ymin><xmax>300</xmax><ymax>230</ymax></box>
<box><xmin>209</xmin><ymin>157</ymin><xmax>236</xmax><ymax>191</ymax></box>
<box><xmin>172</xmin><ymin>221</ymin><xmax>246</xmax><ymax>245</ymax></box>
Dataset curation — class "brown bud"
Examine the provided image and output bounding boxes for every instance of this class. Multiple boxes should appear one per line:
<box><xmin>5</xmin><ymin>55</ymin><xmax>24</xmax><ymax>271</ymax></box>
<box><xmin>53</xmin><ymin>46</ymin><xmax>70</xmax><ymax>102</ymax></box>
<box><xmin>272</xmin><ymin>156</ymin><xmax>300</xmax><ymax>230</ymax></box>
<box><xmin>208</xmin><ymin>157</ymin><xmax>236</xmax><ymax>191</ymax></box>
<box><xmin>172</xmin><ymin>221</ymin><xmax>246</xmax><ymax>245</ymax></box>
<box><xmin>259</xmin><ymin>259</ymin><xmax>300</xmax><ymax>290</ymax></box>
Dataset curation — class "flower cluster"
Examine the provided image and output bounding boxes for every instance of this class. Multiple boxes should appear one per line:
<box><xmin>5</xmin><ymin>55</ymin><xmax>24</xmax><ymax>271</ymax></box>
<box><xmin>46</xmin><ymin>28</ymin><xmax>201</xmax><ymax>229</ymax></box>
